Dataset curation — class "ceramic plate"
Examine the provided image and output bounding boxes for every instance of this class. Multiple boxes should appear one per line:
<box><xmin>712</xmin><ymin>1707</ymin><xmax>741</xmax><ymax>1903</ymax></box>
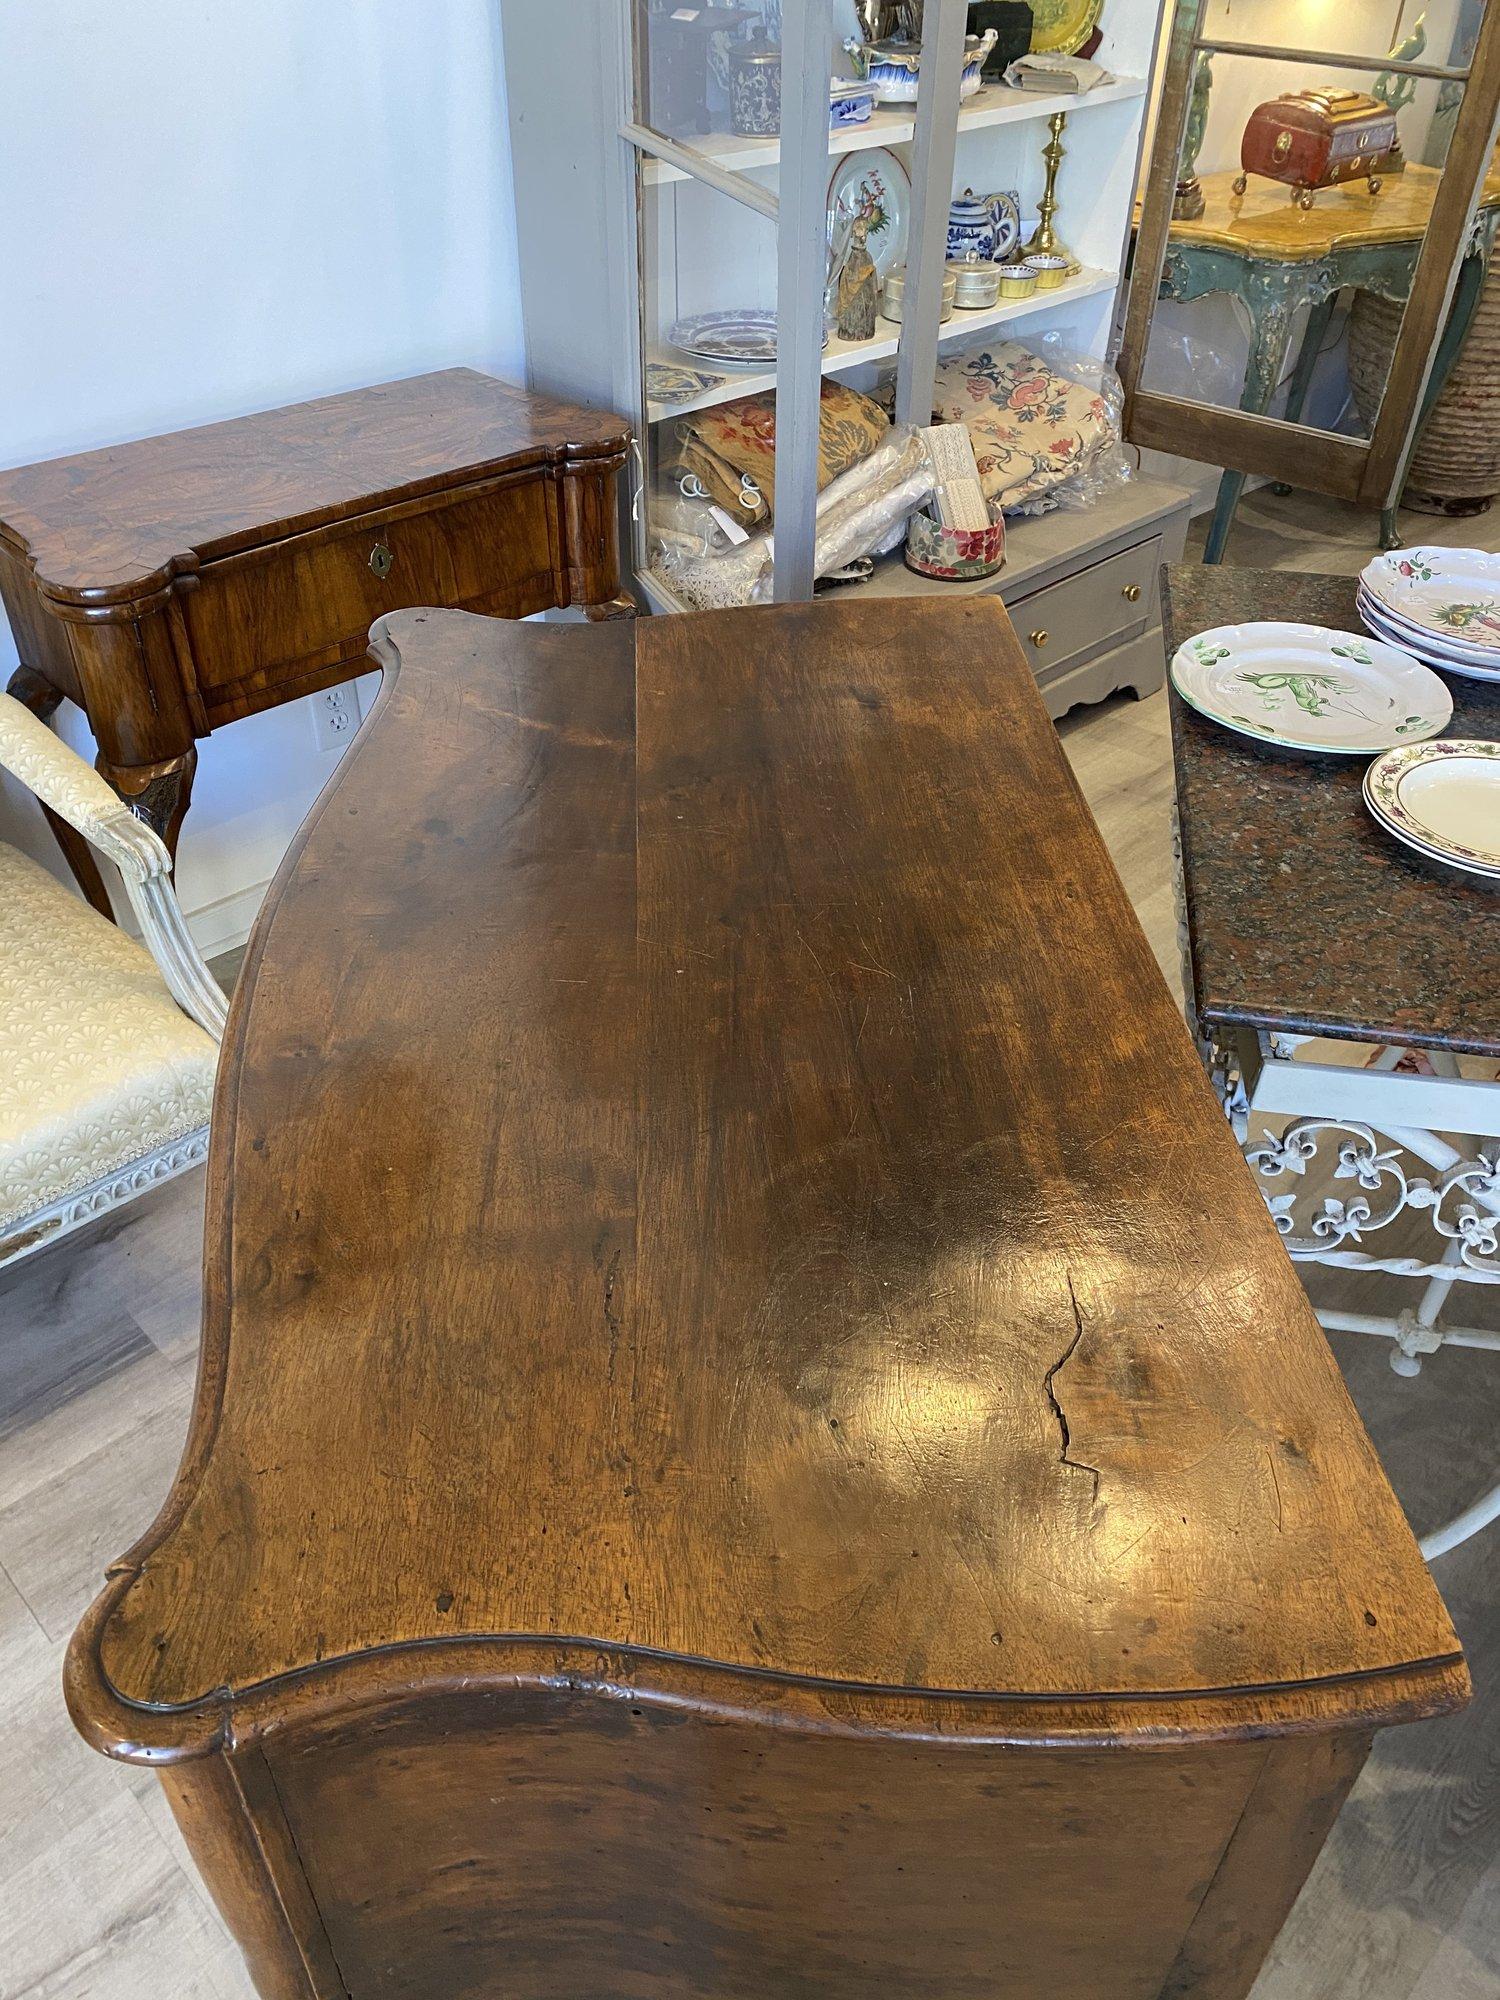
<box><xmin>667</xmin><ymin>310</ymin><xmax>780</xmax><ymax>364</ymax></box>
<box><xmin>1360</xmin><ymin>547</ymin><xmax>1500</xmax><ymax>656</ymax></box>
<box><xmin>1357</xmin><ymin>580</ymin><xmax>1500</xmax><ymax>660</ymax></box>
<box><xmin>827</xmin><ymin>147</ymin><xmax>912</xmax><ymax>284</ymax></box>
<box><xmin>1027</xmin><ymin>0</ymin><xmax>1103</xmax><ymax>54</ymax></box>
<box><xmin>1358</xmin><ymin>586</ymin><xmax>1500</xmax><ymax>681</ymax></box>
<box><xmin>1171</xmin><ymin>622</ymin><xmax>1453</xmax><ymax>755</ymax></box>
<box><xmin>1363</xmin><ymin>739</ymin><xmax>1500</xmax><ymax>877</ymax></box>
<box><xmin>666</xmin><ymin>310</ymin><xmax>829</xmax><ymax>365</ymax></box>
<box><xmin>646</xmin><ymin>360</ymin><xmax>729</xmax><ymax>404</ymax></box>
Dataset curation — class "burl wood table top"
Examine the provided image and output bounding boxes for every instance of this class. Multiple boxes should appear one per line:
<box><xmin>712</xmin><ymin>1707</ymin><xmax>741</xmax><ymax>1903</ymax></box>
<box><xmin>1166</xmin><ymin>565</ymin><xmax>1500</xmax><ymax>1059</ymax></box>
<box><xmin>68</xmin><ymin>599</ymin><xmax>1463</xmax><ymax>1762</ymax></box>
<box><xmin>0</xmin><ymin>368</ymin><xmax>630</xmax><ymax>608</ymax></box>
<box><xmin>1168</xmin><ymin>162</ymin><xmax>1500</xmax><ymax>263</ymax></box>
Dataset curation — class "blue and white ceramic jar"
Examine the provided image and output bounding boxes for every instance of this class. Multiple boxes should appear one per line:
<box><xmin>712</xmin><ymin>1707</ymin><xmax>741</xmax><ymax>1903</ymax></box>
<box><xmin>730</xmin><ymin>41</ymin><xmax>782</xmax><ymax>135</ymax></box>
<box><xmin>945</xmin><ymin>187</ymin><xmax>1021</xmax><ymax>263</ymax></box>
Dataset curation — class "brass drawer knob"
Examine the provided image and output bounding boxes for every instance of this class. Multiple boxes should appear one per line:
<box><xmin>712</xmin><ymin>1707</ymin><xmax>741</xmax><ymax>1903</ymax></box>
<box><xmin>369</xmin><ymin>542</ymin><xmax>394</xmax><ymax>580</ymax></box>
<box><xmin>1029</xmin><ymin>628</ymin><xmax>1049</xmax><ymax>648</ymax></box>
<box><xmin>1122</xmin><ymin>582</ymin><xmax>1141</xmax><ymax>602</ymax></box>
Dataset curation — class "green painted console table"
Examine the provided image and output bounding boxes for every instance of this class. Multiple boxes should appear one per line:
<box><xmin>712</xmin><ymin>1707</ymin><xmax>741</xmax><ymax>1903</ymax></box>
<box><xmin>1160</xmin><ymin>163</ymin><xmax>1500</xmax><ymax>561</ymax></box>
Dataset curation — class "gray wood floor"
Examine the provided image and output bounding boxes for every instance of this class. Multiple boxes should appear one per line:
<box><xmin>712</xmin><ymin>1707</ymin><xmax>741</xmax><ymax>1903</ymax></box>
<box><xmin>1</xmin><ymin>485</ymin><xmax>1497</xmax><ymax>1997</ymax></box>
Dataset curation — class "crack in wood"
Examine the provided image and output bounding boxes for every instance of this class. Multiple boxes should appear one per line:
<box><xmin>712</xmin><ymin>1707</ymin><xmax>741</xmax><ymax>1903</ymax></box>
<box><xmin>1045</xmin><ymin>1275</ymin><xmax>1102</xmax><ymax>1503</ymax></box>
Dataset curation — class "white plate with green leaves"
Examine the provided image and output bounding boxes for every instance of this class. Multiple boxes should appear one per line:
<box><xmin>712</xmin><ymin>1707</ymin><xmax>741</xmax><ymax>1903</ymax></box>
<box><xmin>1363</xmin><ymin>739</ymin><xmax>1500</xmax><ymax>878</ymax></box>
<box><xmin>1170</xmin><ymin>622</ymin><xmax>1453</xmax><ymax>755</ymax></box>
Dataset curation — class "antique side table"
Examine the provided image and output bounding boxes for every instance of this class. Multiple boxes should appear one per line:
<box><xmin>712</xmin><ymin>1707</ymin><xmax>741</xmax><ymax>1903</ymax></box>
<box><xmin>1159</xmin><ymin>165</ymin><xmax>1500</xmax><ymax>560</ymax></box>
<box><xmin>68</xmin><ymin>597</ymin><xmax>1465</xmax><ymax>2000</ymax></box>
<box><xmin>0</xmin><ymin>369</ymin><xmax>631</xmax><ymax>909</ymax></box>
<box><xmin>1166</xmin><ymin>564</ymin><xmax>1500</xmax><ymax>1559</ymax></box>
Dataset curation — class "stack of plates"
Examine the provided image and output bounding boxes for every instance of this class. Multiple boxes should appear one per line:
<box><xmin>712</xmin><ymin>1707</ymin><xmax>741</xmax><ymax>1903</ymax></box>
<box><xmin>666</xmin><ymin>309</ymin><xmax>831</xmax><ymax>366</ymax></box>
<box><xmin>1363</xmin><ymin>740</ymin><xmax>1500</xmax><ymax>880</ymax></box>
<box><xmin>1358</xmin><ymin>547</ymin><xmax>1500</xmax><ymax>683</ymax></box>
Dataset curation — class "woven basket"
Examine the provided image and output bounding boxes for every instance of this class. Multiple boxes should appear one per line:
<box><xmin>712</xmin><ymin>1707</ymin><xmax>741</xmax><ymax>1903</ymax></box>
<box><xmin>1349</xmin><ymin>261</ymin><xmax>1500</xmax><ymax>509</ymax></box>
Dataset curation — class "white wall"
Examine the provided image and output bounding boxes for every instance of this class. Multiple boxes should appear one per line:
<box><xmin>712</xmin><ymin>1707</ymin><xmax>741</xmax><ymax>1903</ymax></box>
<box><xmin>0</xmin><ymin>0</ymin><xmax>525</xmax><ymax>953</ymax></box>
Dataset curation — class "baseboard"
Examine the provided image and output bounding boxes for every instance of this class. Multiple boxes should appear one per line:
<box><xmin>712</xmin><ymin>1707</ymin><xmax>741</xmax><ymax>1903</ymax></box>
<box><xmin>182</xmin><ymin>878</ymin><xmax>270</xmax><ymax>960</ymax></box>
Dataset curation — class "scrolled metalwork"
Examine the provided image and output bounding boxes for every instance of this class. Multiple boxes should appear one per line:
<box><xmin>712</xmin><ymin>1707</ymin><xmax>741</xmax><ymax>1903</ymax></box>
<box><xmin>1246</xmin><ymin>1118</ymin><xmax>1500</xmax><ymax>1283</ymax></box>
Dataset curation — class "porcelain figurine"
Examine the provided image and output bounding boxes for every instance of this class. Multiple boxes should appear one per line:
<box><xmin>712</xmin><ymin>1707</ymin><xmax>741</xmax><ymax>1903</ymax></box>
<box><xmin>945</xmin><ymin>187</ymin><xmax>1021</xmax><ymax>262</ymax></box>
<box><xmin>835</xmin><ymin>215</ymin><xmax>879</xmax><ymax>340</ymax></box>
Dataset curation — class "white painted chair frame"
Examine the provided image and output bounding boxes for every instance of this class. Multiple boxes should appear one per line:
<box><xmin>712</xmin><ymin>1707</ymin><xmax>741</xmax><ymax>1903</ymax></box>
<box><xmin>0</xmin><ymin>691</ymin><xmax>226</xmax><ymax>1270</ymax></box>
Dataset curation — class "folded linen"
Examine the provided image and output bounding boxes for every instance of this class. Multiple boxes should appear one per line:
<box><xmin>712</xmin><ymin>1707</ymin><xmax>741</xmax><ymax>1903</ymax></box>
<box><xmin>1003</xmin><ymin>53</ymin><xmax>1113</xmax><ymax>92</ymax></box>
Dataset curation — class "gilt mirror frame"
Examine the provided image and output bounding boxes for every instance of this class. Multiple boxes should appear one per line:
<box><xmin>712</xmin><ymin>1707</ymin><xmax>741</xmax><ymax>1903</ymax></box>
<box><xmin>1118</xmin><ymin>0</ymin><xmax>1500</xmax><ymax>509</ymax></box>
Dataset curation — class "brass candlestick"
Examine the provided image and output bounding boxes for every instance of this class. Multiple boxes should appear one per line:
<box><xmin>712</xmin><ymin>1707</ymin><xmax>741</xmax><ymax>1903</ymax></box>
<box><xmin>1031</xmin><ymin>111</ymin><xmax>1078</xmax><ymax>270</ymax></box>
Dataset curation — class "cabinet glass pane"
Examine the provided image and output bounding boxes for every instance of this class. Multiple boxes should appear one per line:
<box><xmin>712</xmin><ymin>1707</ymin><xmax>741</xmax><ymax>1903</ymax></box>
<box><xmin>633</xmin><ymin>0</ymin><xmax>784</xmax><ymax>144</ymax></box>
<box><xmin>637</xmin><ymin>166</ymin><xmax>787</xmax><ymax>601</ymax></box>
<box><xmin>1139</xmin><ymin>2</ymin><xmax>1490</xmax><ymax>444</ymax></box>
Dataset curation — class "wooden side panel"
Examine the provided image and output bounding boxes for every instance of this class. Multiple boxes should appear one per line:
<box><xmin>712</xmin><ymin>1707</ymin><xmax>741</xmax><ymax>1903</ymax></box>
<box><xmin>162</xmin><ymin>1751</ymin><xmax>346</xmax><ymax>1999</ymax></box>
<box><xmin>1158</xmin><ymin>1732</ymin><xmax>1370</xmax><ymax>1999</ymax></box>
<box><xmin>260</xmin><ymin>1687</ymin><xmax>1276</xmax><ymax>2000</ymax></box>
<box><xmin>0</xmin><ymin>542</ymin><xmax>79</xmax><ymax>701</ymax></box>
<box><xmin>562</xmin><ymin>459</ymin><xmax>628</xmax><ymax>608</ymax></box>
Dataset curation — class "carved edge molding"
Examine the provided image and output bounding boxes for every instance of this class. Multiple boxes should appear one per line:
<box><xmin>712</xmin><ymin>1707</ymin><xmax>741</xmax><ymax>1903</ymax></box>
<box><xmin>0</xmin><ymin>1127</ymin><xmax>210</xmax><ymax>1273</ymax></box>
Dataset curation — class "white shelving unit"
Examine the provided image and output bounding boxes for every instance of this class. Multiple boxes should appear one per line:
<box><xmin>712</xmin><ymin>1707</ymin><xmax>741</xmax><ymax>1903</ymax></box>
<box><xmin>648</xmin><ymin>266</ymin><xmax>1118</xmax><ymax>421</ymax></box>
<box><xmin>640</xmin><ymin>73</ymin><xmax>1148</xmax><ymax>186</ymax></box>
<box><xmin>502</xmin><ymin>0</ymin><xmax>1188</xmax><ymax>705</ymax></box>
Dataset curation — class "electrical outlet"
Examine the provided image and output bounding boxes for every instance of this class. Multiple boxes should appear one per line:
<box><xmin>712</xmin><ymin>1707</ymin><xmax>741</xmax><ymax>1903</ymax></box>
<box><xmin>311</xmin><ymin>681</ymin><xmax>362</xmax><ymax>754</ymax></box>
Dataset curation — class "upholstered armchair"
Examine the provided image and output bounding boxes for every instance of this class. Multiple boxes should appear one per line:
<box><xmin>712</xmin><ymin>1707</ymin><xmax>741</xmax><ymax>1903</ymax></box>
<box><xmin>0</xmin><ymin>692</ymin><xmax>226</xmax><ymax>1270</ymax></box>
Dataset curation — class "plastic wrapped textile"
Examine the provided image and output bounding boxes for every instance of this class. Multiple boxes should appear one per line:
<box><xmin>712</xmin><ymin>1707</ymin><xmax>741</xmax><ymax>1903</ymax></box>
<box><xmin>930</xmin><ymin>333</ymin><xmax>1131</xmax><ymax>515</ymax></box>
<box><xmin>653</xmin><ymin>425</ymin><xmax>933</xmax><ymax>609</ymax></box>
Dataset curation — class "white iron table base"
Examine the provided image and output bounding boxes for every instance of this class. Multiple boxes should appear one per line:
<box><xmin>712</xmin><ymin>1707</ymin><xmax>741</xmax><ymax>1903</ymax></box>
<box><xmin>1192</xmin><ymin>1008</ymin><xmax>1500</xmax><ymax>1564</ymax></box>
<box><xmin>1175</xmin><ymin>818</ymin><xmax>1499</xmax><ymax>1560</ymax></box>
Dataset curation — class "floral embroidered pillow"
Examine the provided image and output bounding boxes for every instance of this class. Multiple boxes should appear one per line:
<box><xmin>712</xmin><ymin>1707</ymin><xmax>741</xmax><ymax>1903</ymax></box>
<box><xmin>931</xmin><ymin>343</ymin><xmax>1114</xmax><ymax>511</ymax></box>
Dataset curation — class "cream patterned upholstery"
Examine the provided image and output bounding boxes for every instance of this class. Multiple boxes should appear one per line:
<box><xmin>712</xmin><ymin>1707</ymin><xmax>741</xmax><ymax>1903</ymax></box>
<box><xmin>0</xmin><ymin>692</ymin><xmax>175</xmax><ymax>882</ymax></box>
<box><xmin>0</xmin><ymin>842</ymin><xmax>217</xmax><ymax>1238</ymax></box>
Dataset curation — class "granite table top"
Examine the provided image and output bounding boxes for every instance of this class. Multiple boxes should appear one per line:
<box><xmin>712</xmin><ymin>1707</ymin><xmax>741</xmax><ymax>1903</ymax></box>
<box><xmin>1163</xmin><ymin>565</ymin><xmax>1500</xmax><ymax>1060</ymax></box>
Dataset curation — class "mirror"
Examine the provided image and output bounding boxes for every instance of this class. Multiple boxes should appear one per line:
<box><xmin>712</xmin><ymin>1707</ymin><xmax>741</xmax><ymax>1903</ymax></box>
<box><xmin>1119</xmin><ymin>0</ymin><xmax>1500</xmax><ymax>546</ymax></box>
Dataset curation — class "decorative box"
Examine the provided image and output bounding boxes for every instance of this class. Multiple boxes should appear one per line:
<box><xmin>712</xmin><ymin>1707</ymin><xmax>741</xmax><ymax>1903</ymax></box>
<box><xmin>948</xmin><ymin>257</ymin><xmax>1002</xmax><ymax>308</ymax></box>
<box><xmin>883</xmin><ymin>265</ymin><xmax>956</xmax><ymax>322</ymax></box>
<box><xmin>1236</xmin><ymin>88</ymin><xmax>1398</xmax><ymax>209</ymax></box>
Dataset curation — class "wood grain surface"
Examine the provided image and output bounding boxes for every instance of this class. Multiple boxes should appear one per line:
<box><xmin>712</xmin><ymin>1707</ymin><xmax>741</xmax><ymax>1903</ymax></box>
<box><xmin>69</xmin><ymin>598</ymin><xmax>1463</xmax><ymax>1737</ymax></box>
<box><xmin>0</xmin><ymin>370</ymin><xmax>632</xmax><ymax>880</ymax></box>
<box><xmin>0</xmin><ymin>369</ymin><xmax>630</xmax><ymax>607</ymax></box>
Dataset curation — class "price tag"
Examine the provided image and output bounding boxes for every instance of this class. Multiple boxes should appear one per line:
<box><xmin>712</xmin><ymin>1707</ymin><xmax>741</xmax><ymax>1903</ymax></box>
<box><xmin>709</xmin><ymin>505</ymin><xmax>752</xmax><ymax>545</ymax></box>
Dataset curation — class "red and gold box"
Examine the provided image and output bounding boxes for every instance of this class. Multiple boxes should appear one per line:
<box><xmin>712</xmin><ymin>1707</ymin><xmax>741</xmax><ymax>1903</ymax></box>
<box><xmin>1235</xmin><ymin>88</ymin><xmax>1399</xmax><ymax>208</ymax></box>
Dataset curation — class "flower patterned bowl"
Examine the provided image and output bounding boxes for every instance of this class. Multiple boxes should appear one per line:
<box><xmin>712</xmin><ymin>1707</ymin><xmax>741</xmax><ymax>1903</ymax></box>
<box><xmin>1363</xmin><ymin>738</ymin><xmax>1500</xmax><ymax>877</ymax></box>
<box><xmin>851</xmin><ymin>29</ymin><xmax>997</xmax><ymax>103</ymax></box>
<box><xmin>904</xmin><ymin>505</ymin><xmax>1005</xmax><ymax>580</ymax></box>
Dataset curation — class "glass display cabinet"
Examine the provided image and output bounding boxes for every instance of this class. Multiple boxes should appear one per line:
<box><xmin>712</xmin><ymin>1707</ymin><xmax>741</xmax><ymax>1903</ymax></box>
<box><xmin>503</xmin><ymin>0</ymin><xmax>1190</xmax><ymax>669</ymax></box>
<box><xmin>1121</xmin><ymin>0</ymin><xmax>1500</xmax><ymax>557</ymax></box>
